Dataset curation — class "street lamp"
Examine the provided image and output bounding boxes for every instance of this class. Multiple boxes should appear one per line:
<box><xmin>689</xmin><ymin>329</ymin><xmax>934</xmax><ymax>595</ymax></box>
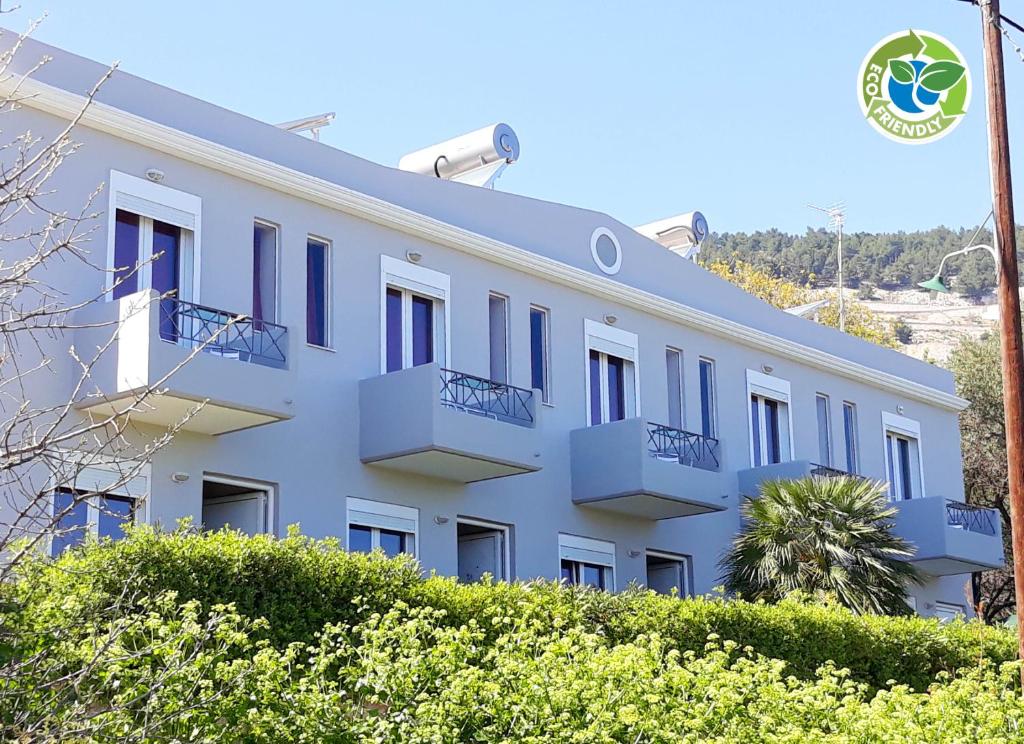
<box><xmin>918</xmin><ymin>242</ymin><xmax>998</xmax><ymax>294</ymax></box>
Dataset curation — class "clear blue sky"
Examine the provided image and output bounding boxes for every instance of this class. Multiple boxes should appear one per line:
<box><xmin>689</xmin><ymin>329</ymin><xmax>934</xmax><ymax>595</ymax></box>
<box><xmin>14</xmin><ymin>0</ymin><xmax>1024</xmax><ymax>234</ymax></box>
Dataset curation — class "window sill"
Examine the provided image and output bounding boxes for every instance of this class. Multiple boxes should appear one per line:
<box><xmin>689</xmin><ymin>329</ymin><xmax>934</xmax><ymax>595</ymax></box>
<box><xmin>306</xmin><ymin>343</ymin><xmax>335</xmax><ymax>353</ymax></box>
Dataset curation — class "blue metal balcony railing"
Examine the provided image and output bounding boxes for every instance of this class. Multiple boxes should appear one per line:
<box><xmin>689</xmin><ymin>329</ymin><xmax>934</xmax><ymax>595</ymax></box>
<box><xmin>946</xmin><ymin>500</ymin><xmax>998</xmax><ymax>536</ymax></box>
<box><xmin>439</xmin><ymin>368</ymin><xmax>534</xmax><ymax>428</ymax></box>
<box><xmin>159</xmin><ymin>297</ymin><xmax>288</xmax><ymax>369</ymax></box>
<box><xmin>646</xmin><ymin>422</ymin><xmax>720</xmax><ymax>472</ymax></box>
<box><xmin>809</xmin><ymin>462</ymin><xmax>855</xmax><ymax>478</ymax></box>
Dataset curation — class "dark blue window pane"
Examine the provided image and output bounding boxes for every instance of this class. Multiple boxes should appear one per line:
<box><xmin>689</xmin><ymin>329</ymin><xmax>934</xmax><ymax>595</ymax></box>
<box><xmin>348</xmin><ymin>525</ymin><xmax>373</xmax><ymax>552</ymax></box>
<box><xmin>386</xmin><ymin>288</ymin><xmax>403</xmax><ymax>372</ymax></box>
<box><xmin>750</xmin><ymin>396</ymin><xmax>762</xmax><ymax>467</ymax></box>
<box><xmin>52</xmin><ymin>489</ymin><xmax>88</xmax><ymax>556</ymax></box>
<box><xmin>607</xmin><ymin>355</ymin><xmax>625</xmax><ymax>422</ymax></box>
<box><xmin>98</xmin><ymin>496</ymin><xmax>133</xmax><ymax>541</ymax></box>
<box><xmin>766</xmin><ymin>399</ymin><xmax>781</xmax><ymax>464</ymax></box>
<box><xmin>379</xmin><ymin>529</ymin><xmax>406</xmax><ymax>557</ymax></box>
<box><xmin>589</xmin><ymin>350</ymin><xmax>602</xmax><ymax>425</ymax></box>
<box><xmin>530</xmin><ymin>308</ymin><xmax>546</xmax><ymax>396</ymax></box>
<box><xmin>112</xmin><ymin>210</ymin><xmax>139</xmax><ymax>300</ymax></box>
<box><xmin>411</xmin><ymin>295</ymin><xmax>433</xmax><ymax>367</ymax></box>
<box><xmin>560</xmin><ymin>559</ymin><xmax>575</xmax><ymax>584</ymax></box>
<box><xmin>898</xmin><ymin>438</ymin><xmax>913</xmax><ymax>499</ymax></box>
<box><xmin>306</xmin><ymin>240</ymin><xmax>328</xmax><ymax>346</ymax></box>
<box><xmin>152</xmin><ymin>220</ymin><xmax>181</xmax><ymax>342</ymax></box>
<box><xmin>844</xmin><ymin>405</ymin><xmax>857</xmax><ymax>473</ymax></box>
<box><xmin>582</xmin><ymin>563</ymin><xmax>605</xmax><ymax>590</ymax></box>
<box><xmin>699</xmin><ymin>360</ymin><xmax>715</xmax><ymax>438</ymax></box>
<box><xmin>887</xmin><ymin>437</ymin><xmax>898</xmax><ymax>499</ymax></box>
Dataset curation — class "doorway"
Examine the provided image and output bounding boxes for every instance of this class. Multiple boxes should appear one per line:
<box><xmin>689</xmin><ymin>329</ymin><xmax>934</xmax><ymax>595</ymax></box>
<box><xmin>201</xmin><ymin>476</ymin><xmax>272</xmax><ymax>536</ymax></box>
<box><xmin>457</xmin><ymin>518</ymin><xmax>510</xmax><ymax>583</ymax></box>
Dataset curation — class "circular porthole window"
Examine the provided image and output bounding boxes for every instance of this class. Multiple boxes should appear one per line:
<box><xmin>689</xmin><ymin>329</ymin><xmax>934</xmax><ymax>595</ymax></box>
<box><xmin>590</xmin><ymin>227</ymin><xmax>622</xmax><ymax>275</ymax></box>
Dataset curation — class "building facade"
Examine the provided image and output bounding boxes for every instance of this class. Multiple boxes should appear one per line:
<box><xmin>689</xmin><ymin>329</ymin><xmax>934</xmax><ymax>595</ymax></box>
<box><xmin>3</xmin><ymin>35</ymin><xmax>1003</xmax><ymax>620</ymax></box>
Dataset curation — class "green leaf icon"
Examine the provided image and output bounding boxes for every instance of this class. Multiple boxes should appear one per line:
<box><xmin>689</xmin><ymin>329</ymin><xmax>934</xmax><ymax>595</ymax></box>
<box><xmin>888</xmin><ymin>59</ymin><xmax>916</xmax><ymax>84</ymax></box>
<box><xmin>919</xmin><ymin>60</ymin><xmax>966</xmax><ymax>92</ymax></box>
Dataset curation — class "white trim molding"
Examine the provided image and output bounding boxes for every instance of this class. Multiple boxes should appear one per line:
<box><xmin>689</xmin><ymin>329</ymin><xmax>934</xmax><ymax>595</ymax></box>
<box><xmin>558</xmin><ymin>532</ymin><xmax>616</xmax><ymax>590</ymax></box>
<box><xmin>584</xmin><ymin>319</ymin><xmax>640</xmax><ymax>424</ymax></box>
<box><xmin>881</xmin><ymin>411</ymin><xmax>925</xmax><ymax>500</ymax></box>
<box><xmin>12</xmin><ymin>76</ymin><xmax>966</xmax><ymax>411</ymax></box>
<box><xmin>346</xmin><ymin>496</ymin><xmax>419</xmax><ymax>556</ymax></box>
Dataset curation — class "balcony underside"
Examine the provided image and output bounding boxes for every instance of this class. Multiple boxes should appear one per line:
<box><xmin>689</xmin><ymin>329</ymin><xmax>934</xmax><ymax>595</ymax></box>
<box><xmin>76</xmin><ymin>389</ymin><xmax>290</xmax><ymax>436</ymax></box>
<box><xmin>363</xmin><ymin>446</ymin><xmax>538</xmax><ymax>483</ymax></box>
<box><xmin>909</xmin><ymin>554</ymin><xmax>1002</xmax><ymax>576</ymax></box>
<box><xmin>574</xmin><ymin>490</ymin><xmax>722</xmax><ymax>520</ymax></box>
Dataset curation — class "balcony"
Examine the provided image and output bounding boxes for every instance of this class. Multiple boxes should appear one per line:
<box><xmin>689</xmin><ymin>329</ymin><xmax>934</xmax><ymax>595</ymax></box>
<box><xmin>738</xmin><ymin>459</ymin><xmax>858</xmax><ymax>497</ymax></box>
<box><xmin>73</xmin><ymin>290</ymin><xmax>293</xmax><ymax>435</ymax></box>
<box><xmin>893</xmin><ymin>497</ymin><xmax>1004</xmax><ymax>576</ymax></box>
<box><xmin>570</xmin><ymin>419</ymin><xmax>726</xmax><ymax>520</ymax></box>
<box><xmin>359</xmin><ymin>363</ymin><xmax>543</xmax><ymax>483</ymax></box>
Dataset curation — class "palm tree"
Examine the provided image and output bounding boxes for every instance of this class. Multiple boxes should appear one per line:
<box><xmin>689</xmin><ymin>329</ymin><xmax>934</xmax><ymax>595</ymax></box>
<box><xmin>720</xmin><ymin>476</ymin><xmax>923</xmax><ymax>615</ymax></box>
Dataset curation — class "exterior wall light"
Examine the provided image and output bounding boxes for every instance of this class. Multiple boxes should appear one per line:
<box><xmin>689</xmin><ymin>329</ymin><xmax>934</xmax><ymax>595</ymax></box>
<box><xmin>145</xmin><ymin>168</ymin><xmax>165</xmax><ymax>183</ymax></box>
<box><xmin>604</xmin><ymin>314</ymin><xmax>617</xmax><ymax>325</ymax></box>
<box><xmin>170</xmin><ymin>472</ymin><xmax>190</xmax><ymax>483</ymax></box>
<box><xmin>406</xmin><ymin>250</ymin><xmax>423</xmax><ymax>264</ymax></box>
<box><xmin>433</xmin><ymin>515</ymin><xmax>449</xmax><ymax>525</ymax></box>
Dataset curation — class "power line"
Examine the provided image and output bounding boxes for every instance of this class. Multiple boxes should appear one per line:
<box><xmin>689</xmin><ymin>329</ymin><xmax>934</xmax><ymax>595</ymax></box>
<box><xmin>959</xmin><ymin>0</ymin><xmax>1024</xmax><ymax>61</ymax></box>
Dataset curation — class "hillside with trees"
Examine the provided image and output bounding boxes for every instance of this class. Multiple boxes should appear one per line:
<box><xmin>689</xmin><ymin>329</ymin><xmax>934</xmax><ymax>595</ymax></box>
<box><xmin>703</xmin><ymin>225</ymin><xmax>1024</xmax><ymax>299</ymax></box>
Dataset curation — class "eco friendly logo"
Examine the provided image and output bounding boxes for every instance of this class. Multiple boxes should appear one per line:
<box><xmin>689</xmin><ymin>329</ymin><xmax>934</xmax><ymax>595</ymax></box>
<box><xmin>858</xmin><ymin>29</ymin><xmax>970</xmax><ymax>144</ymax></box>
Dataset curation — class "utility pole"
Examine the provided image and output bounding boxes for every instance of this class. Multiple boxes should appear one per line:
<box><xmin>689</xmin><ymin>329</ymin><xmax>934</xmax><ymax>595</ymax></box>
<box><xmin>808</xmin><ymin>203</ymin><xmax>846</xmax><ymax>331</ymax></box>
<box><xmin>980</xmin><ymin>0</ymin><xmax>1024</xmax><ymax>677</ymax></box>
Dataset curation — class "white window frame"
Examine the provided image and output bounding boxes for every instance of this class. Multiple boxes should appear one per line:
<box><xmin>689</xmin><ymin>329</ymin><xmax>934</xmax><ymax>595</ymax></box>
<box><xmin>47</xmin><ymin>456</ymin><xmax>150</xmax><ymax>555</ymax></box>
<box><xmin>346</xmin><ymin>496</ymin><xmax>419</xmax><ymax>557</ymax></box>
<box><xmin>842</xmin><ymin>401</ymin><xmax>860</xmax><ymax>473</ymax></box>
<box><xmin>698</xmin><ymin>357</ymin><xmax>718</xmax><ymax>438</ymax></box>
<box><xmin>530</xmin><ymin>304</ymin><xmax>552</xmax><ymax>403</ymax></box>
<box><xmin>380</xmin><ymin>255</ymin><xmax>450</xmax><ymax>374</ymax></box>
<box><xmin>306</xmin><ymin>234</ymin><xmax>332</xmax><ymax>349</ymax></box>
<box><xmin>488</xmin><ymin>292</ymin><xmax>510</xmax><ymax>383</ymax></box>
<box><xmin>201</xmin><ymin>474</ymin><xmax>274</xmax><ymax>535</ymax></box>
<box><xmin>882</xmin><ymin>411</ymin><xmax>925</xmax><ymax>500</ymax></box>
<box><xmin>107</xmin><ymin>170</ymin><xmax>202</xmax><ymax>302</ymax></box>
<box><xmin>815</xmin><ymin>393</ymin><xmax>833</xmax><ymax>467</ymax></box>
<box><xmin>558</xmin><ymin>532</ymin><xmax>616</xmax><ymax>590</ymax></box>
<box><xmin>584</xmin><ymin>319</ymin><xmax>640</xmax><ymax>426</ymax></box>
<box><xmin>457</xmin><ymin>516</ymin><xmax>512</xmax><ymax>581</ymax></box>
<box><xmin>746</xmin><ymin>369</ymin><xmax>794</xmax><ymax>466</ymax></box>
<box><xmin>645</xmin><ymin>549</ymin><xmax>692</xmax><ymax>597</ymax></box>
<box><xmin>665</xmin><ymin>347</ymin><xmax>685</xmax><ymax>430</ymax></box>
<box><xmin>934</xmin><ymin>601</ymin><xmax>964</xmax><ymax>622</ymax></box>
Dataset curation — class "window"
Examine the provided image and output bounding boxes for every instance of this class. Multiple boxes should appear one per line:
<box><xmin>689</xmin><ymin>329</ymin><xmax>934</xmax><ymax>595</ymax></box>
<box><xmin>815</xmin><ymin>394</ymin><xmax>832</xmax><ymax>466</ymax></box>
<box><xmin>530</xmin><ymin>306</ymin><xmax>550</xmax><ymax>402</ymax></box>
<box><xmin>585</xmin><ymin>319</ymin><xmax>639</xmax><ymax>426</ymax></box>
<box><xmin>934</xmin><ymin>602</ymin><xmax>964</xmax><ymax>622</ymax></box>
<box><xmin>558</xmin><ymin>533</ymin><xmax>615</xmax><ymax>591</ymax></box>
<box><xmin>698</xmin><ymin>358</ymin><xmax>717</xmax><ymax>438</ymax></box>
<box><xmin>457</xmin><ymin>518</ymin><xmax>511</xmax><ymax>582</ymax></box>
<box><xmin>883</xmin><ymin>412</ymin><xmax>923</xmax><ymax>501</ymax></box>
<box><xmin>646</xmin><ymin>551</ymin><xmax>691</xmax><ymax>596</ymax></box>
<box><xmin>747</xmin><ymin>370</ymin><xmax>792</xmax><ymax>467</ymax></box>
<box><xmin>51</xmin><ymin>488</ymin><xmax>137</xmax><ymax>556</ymax></box>
<box><xmin>253</xmin><ymin>221</ymin><xmax>279</xmax><ymax>324</ymax></box>
<box><xmin>843</xmin><ymin>402</ymin><xmax>859</xmax><ymax>473</ymax></box>
<box><xmin>666</xmin><ymin>348</ymin><xmax>684</xmax><ymax>429</ymax></box>
<box><xmin>107</xmin><ymin>171</ymin><xmax>200</xmax><ymax>306</ymax></box>
<box><xmin>346</xmin><ymin>497</ymin><xmax>417</xmax><ymax>558</ymax></box>
<box><xmin>380</xmin><ymin>256</ymin><xmax>449</xmax><ymax>373</ymax></box>
<box><xmin>306</xmin><ymin>237</ymin><xmax>330</xmax><ymax>347</ymax></box>
<box><xmin>488</xmin><ymin>294</ymin><xmax>509</xmax><ymax>383</ymax></box>
<box><xmin>49</xmin><ymin>459</ymin><xmax>149</xmax><ymax>556</ymax></box>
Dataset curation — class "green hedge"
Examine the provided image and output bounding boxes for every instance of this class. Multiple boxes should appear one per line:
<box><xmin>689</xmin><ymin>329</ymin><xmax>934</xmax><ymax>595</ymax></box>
<box><xmin>11</xmin><ymin>526</ymin><xmax>1015</xmax><ymax>692</ymax></box>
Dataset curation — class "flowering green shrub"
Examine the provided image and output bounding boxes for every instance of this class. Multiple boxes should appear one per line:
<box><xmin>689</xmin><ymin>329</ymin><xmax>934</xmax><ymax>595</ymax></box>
<box><xmin>10</xmin><ymin>526</ymin><xmax>1014</xmax><ymax>692</ymax></box>
<box><xmin>4</xmin><ymin>597</ymin><xmax>1024</xmax><ymax>742</ymax></box>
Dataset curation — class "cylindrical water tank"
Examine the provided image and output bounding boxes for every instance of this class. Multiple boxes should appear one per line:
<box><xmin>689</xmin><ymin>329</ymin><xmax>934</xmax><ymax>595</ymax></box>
<box><xmin>398</xmin><ymin>123</ymin><xmax>520</xmax><ymax>179</ymax></box>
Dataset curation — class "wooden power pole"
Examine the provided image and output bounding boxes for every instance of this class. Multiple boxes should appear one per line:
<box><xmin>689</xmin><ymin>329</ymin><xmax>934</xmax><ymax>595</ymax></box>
<box><xmin>980</xmin><ymin>0</ymin><xmax>1024</xmax><ymax>675</ymax></box>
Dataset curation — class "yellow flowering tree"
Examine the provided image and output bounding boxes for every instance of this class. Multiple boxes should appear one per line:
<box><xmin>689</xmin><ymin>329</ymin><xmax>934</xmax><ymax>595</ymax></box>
<box><xmin>705</xmin><ymin>260</ymin><xmax>898</xmax><ymax>349</ymax></box>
